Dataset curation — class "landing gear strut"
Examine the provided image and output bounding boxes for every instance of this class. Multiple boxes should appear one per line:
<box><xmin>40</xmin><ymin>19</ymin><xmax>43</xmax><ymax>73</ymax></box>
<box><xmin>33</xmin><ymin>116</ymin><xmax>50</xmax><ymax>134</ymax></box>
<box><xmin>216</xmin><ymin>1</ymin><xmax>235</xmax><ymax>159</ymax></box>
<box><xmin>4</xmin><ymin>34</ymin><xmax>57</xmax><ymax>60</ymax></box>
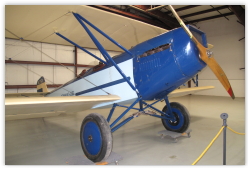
<box><xmin>80</xmin><ymin>97</ymin><xmax>190</xmax><ymax>162</ymax></box>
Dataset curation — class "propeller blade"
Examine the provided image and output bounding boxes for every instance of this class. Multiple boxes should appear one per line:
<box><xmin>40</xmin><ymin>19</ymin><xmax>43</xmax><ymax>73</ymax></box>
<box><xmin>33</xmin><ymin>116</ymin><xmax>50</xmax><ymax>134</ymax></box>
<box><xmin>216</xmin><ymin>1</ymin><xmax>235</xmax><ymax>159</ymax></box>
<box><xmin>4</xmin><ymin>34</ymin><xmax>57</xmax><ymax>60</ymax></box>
<box><xmin>207</xmin><ymin>43</ymin><xmax>214</xmax><ymax>49</ymax></box>
<box><xmin>198</xmin><ymin>44</ymin><xmax>235</xmax><ymax>99</ymax></box>
<box><xmin>168</xmin><ymin>6</ymin><xmax>196</xmax><ymax>41</ymax></box>
<box><xmin>168</xmin><ymin>5</ymin><xmax>235</xmax><ymax>99</ymax></box>
<box><xmin>206</xmin><ymin>55</ymin><xmax>235</xmax><ymax>99</ymax></box>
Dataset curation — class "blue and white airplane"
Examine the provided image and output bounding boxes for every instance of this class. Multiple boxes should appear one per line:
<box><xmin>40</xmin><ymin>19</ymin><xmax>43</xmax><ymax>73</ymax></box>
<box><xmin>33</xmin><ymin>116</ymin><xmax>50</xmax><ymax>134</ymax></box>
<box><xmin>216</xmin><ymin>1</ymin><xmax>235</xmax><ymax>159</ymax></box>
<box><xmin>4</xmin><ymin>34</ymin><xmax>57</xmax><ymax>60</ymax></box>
<box><xmin>5</xmin><ymin>6</ymin><xmax>234</xmax><ymax>163</ymax></box>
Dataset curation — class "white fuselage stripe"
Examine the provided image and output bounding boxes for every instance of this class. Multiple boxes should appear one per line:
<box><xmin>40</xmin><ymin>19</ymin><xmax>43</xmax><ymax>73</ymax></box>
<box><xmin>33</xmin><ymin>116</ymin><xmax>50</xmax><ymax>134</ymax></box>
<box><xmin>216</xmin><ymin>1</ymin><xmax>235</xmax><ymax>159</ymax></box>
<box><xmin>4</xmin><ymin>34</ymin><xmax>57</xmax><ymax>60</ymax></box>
<box><xmin>47</xmin><ymin>59</ymin><xmax>138</xmax><ymax>108</ymax></box>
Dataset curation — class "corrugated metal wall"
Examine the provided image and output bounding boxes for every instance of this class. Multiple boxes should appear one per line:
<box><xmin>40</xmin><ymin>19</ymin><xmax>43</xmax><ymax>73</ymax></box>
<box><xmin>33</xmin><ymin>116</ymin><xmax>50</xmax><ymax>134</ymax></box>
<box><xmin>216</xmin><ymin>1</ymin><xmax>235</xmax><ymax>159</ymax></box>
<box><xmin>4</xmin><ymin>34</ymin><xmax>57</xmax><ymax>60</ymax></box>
<box><xmin>5</xmin><ymin>39</ymin><xmax>121</xmax><ymax>93</ymax></box>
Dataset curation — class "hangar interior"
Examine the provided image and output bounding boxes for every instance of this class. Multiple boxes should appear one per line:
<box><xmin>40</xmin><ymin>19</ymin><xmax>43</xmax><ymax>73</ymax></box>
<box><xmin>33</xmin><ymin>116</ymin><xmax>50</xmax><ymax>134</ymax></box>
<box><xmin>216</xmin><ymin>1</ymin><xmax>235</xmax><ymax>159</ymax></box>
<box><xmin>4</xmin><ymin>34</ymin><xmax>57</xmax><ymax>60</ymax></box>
<box><xmin>5</xmin><ymin>5</ymin><xmax>245</xmax><ymax>165</ymax></box>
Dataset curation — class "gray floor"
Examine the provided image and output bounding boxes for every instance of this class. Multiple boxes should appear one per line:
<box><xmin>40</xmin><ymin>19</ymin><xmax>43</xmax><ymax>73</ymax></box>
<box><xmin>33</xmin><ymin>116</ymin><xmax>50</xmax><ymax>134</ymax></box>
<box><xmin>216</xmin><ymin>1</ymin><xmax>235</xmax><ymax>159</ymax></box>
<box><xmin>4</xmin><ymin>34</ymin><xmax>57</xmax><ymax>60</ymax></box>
<box><xmin>5</xmin><ymin>95</ymin><xmax>245</xmax><ymax>165</ymax></box>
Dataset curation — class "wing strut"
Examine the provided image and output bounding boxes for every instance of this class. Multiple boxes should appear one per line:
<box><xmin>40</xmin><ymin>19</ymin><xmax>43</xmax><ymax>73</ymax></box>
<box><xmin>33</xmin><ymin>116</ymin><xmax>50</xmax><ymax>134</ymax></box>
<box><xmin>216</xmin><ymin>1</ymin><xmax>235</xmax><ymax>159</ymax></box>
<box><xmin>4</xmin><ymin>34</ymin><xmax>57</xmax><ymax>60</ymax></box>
<box><xmin>56</xmin><ymin>32</ymin><xmax>107</xmax><ymax>64</ymax></box>
<box><xmin>73</xmin><ymin>13</ymin><xmax>133</xmax><ymax>56</ymax></box>
<box><xmin>55</xmin><ymin>12</ymin><xmax>140</xmax><ymax>97</ymax></box>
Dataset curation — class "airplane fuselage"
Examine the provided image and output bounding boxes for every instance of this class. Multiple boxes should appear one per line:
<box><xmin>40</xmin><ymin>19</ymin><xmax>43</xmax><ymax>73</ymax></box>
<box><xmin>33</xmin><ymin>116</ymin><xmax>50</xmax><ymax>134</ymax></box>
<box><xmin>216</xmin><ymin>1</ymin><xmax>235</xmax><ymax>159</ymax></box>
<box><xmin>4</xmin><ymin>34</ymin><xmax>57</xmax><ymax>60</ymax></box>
<box><xmin>46</xmin><ymin>25</ymin><xmax>207</xmax><ymax>108</ymax></box>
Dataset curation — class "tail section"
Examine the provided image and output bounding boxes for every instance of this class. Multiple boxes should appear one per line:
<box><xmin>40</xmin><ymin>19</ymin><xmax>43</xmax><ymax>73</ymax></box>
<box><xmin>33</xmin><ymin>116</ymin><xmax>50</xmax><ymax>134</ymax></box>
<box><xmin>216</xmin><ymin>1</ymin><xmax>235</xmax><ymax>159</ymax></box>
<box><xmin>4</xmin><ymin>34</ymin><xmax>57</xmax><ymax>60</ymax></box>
<box><xmin>37</xmin><ymin>76</ymin><xmax>48</xmax><ymax>92</ymax></box>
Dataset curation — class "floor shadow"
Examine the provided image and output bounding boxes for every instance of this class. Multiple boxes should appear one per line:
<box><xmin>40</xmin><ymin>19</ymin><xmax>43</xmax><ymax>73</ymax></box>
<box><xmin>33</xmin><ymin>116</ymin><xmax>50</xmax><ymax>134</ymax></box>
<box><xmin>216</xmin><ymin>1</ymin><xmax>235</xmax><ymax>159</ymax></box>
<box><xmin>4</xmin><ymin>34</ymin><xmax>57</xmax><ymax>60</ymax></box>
<box><xmin>190</xmin><ymin>115</ymin><xmax>206</xmax><ymax>123</ymax></box>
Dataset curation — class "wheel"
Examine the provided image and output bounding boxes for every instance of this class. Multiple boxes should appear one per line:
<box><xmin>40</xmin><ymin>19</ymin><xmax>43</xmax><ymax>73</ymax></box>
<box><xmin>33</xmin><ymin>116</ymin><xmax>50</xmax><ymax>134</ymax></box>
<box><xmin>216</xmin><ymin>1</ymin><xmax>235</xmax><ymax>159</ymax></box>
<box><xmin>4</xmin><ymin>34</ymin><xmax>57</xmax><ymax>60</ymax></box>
<box><xmin>80</xmin><ymin>113</ymin><xmax>112</xmax><ymax>162</ymax></box>
<box><xmin>161</xmin><ymin>102</ymin><xmax>190</xmax><ymax>133</ymax></box>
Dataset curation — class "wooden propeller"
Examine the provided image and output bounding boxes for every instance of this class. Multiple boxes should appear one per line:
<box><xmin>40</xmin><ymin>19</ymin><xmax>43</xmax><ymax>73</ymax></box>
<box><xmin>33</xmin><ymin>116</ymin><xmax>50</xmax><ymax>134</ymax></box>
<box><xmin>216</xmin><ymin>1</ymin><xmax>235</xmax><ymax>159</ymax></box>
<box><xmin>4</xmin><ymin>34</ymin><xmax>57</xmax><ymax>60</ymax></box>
<box><xmin>168</xmin><ymin>5</ymin><xmax>235</xmax><ymax>99</ymax></box>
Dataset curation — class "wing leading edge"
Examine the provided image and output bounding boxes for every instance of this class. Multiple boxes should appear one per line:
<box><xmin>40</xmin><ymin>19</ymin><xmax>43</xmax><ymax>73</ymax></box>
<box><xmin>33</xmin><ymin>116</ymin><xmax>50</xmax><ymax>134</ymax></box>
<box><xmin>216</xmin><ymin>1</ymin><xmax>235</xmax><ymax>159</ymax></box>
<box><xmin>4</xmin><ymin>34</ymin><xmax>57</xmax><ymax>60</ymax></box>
<box><xmin>168</xmin><ymin>86</ymin><xmax>215</xmax><ymax>98</ymax></box>
<box><xmin>5</xmin><ymin>95</ymin><xmax>120</xmax><ymax>121</ymax></box>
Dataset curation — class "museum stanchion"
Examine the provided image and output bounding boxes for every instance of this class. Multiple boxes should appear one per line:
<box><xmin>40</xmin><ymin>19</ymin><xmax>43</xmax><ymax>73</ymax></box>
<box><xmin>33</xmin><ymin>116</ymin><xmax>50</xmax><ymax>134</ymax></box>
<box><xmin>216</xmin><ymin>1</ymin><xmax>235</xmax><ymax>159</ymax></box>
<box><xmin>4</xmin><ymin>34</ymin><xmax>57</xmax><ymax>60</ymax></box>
<box><xmin>192</xmin><ymin>113</ymin><xmax>245</xmax><ymax>165</ymax></box>
<box><xmin>191</xmin><ymin>126</ymin><xmax>224</xmax><ymax>165</ymax></box>
<box><xmin>221</xmin><ymin>113</ymin><xmax>228</xmax><ymax>165</ymax></box>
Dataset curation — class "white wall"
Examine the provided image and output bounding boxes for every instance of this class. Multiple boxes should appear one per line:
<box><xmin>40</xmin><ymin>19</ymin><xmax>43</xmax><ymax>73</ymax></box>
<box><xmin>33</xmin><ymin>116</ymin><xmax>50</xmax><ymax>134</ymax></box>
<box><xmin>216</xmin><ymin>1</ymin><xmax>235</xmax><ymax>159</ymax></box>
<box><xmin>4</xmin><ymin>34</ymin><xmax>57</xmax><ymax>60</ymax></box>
<box><xmin>194</xmin><ymin>15</ymin><xmax>245</xmax><ymax>97</ymax></box>
<box><xmin>5</xmin><ymin>39</ymin><xmax>121</xmax><ymax>93</ymax></box>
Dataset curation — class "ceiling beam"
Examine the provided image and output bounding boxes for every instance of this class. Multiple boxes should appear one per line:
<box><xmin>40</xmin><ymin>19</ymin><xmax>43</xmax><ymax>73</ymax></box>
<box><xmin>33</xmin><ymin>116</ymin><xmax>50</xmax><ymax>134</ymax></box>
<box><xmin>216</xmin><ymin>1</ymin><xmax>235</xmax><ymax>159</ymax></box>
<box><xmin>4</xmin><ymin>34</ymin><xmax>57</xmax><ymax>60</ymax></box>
<box><xmin>229</xmin><ymin>5</ymin><xmax>245</xmax><ymax>26</ymax></box>
<box><xmin>210</xmin><ymin>5</ymin><xmax>229</xmax><ymax>20</ymax></box>
<box><xmin>165</xmin><ymin>5</ymin><xmax>201</xmax><ymax>14</ymax></box>
<box><xmin>131</xmin><ymin>5</ymin><xmax>179</xmax><ymax>29</ymax></box>
<box><xmin>180</xmin><ymin>5</ymin><xmax>229</xmax><ymax>18</ymax></box>
<box><xmin>89</xmin><ymin>5</ymin><xmax>169</xmax><ymax>30</ymax></box>
<box><xmin>146</xmin><ymin>5</ymin><xmax>167</xmax><ymax>12</ymax></box>
<box><xmin>186</xmin><ymin>12</ymin><xmax>234</xmax><ymax>24</ymax></box>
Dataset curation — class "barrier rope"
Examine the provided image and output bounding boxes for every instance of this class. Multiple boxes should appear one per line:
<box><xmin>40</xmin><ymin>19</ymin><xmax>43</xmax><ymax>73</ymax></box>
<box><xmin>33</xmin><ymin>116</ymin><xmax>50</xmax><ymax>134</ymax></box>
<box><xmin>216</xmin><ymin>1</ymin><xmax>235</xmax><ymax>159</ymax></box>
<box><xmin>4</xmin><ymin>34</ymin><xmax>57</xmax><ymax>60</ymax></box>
<box><xmin>192</xmin><ymin>125</ymin><xmax>245</xmax><ymax>165</ymax></box>
<box><xmin>227</xmin><ymin>126</ymin><xmax>245</xmax><ymax>135</ymax></box>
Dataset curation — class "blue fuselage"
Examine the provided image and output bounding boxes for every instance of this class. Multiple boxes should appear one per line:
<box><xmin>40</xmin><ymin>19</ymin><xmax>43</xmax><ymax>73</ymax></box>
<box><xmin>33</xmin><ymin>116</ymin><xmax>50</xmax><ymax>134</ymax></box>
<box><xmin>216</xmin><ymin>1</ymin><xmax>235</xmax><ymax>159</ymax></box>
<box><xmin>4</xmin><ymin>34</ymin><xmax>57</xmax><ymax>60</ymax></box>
<box><xmin>48</xmin><ymin>26</ymin><xmax>207</xmax><ymax>102</ymax></box>
<box><xmin>113</xmin><ymin>25</ymin><xmax>207</xmax><ymax>100</ymax></box>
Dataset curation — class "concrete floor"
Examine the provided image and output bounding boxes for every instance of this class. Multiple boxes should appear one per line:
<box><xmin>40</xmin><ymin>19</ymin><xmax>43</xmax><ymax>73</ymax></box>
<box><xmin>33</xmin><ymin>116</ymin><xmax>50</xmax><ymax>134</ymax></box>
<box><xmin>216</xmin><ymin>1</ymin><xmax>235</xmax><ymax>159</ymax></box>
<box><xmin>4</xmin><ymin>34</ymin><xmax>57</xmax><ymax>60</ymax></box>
<box><xmin>5</xmin><ymin>95</ymin><xmax>245</xmax><ymax>165</ymax></box>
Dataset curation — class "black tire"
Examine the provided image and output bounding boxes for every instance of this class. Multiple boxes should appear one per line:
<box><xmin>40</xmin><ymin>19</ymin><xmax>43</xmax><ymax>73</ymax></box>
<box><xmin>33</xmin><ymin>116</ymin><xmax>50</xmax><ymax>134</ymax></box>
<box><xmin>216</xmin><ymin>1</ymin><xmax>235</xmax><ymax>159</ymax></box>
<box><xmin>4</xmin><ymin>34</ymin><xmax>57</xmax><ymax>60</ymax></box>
<box><xmin>161</xmin><ymin>102</ymin><xmax>190</xmax><ymax>133</ymax></box>
<box><xmin>80</xmin><ymin>113</ymin><xmax>112</xmax><ymax>162</ymax></box>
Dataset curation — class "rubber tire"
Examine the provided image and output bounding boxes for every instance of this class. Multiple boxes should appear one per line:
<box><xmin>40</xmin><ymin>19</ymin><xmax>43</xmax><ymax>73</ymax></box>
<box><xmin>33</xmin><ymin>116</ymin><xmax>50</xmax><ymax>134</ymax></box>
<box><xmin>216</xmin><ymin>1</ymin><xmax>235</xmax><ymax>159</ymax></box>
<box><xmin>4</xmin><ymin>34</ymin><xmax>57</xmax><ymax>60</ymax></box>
<box><xmin>161</xmin><ymin>102</ymin><xmax>190</xmax><ymax>133</ymax></box>
<box><xmin>80</xmin><ymin>113</ymin><xmax>112</xmax><ymax>162</ymax></box>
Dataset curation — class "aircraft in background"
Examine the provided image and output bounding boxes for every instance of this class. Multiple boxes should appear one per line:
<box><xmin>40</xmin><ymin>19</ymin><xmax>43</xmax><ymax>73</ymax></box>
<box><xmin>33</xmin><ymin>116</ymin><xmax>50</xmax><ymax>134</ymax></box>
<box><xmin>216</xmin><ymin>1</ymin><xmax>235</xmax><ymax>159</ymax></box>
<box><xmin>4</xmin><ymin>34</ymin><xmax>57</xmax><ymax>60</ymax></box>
<box><xmin>5</xmin><ymin>5</ymin><xmax>234</xmax><ymax>163</ymax></box>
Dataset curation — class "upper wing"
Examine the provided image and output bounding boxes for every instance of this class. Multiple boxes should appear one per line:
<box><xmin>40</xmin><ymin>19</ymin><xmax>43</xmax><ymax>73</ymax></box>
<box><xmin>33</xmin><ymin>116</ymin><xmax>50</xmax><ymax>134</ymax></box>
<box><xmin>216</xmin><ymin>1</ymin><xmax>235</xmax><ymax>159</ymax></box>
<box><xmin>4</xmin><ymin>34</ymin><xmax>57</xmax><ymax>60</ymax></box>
<box><xmin>5</xmin><ymin>95</ymin><xmax>120</xmax><ymax>120</ymax></box>
<box><xmin>168</xmin><ymin>86</ymin><xmax>215</xmax><ymax>98</ymax></box>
